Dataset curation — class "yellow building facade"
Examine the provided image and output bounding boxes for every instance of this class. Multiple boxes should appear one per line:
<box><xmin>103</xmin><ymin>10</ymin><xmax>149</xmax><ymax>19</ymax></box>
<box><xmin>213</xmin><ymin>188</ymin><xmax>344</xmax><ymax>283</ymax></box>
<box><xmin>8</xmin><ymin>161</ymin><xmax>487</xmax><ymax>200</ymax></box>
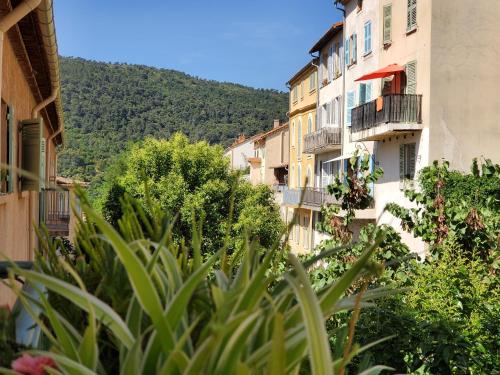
<box><xmin>286</xmin><ymin>61</ymin><xmax>318</xmax><ymax>254</ymax></box>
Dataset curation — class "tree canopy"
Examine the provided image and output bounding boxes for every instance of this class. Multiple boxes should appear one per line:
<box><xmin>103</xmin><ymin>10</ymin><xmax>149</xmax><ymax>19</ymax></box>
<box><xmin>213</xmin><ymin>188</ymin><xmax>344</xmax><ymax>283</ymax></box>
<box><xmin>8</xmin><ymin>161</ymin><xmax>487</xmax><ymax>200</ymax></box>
<box><xmin>99</xmin><ymin>134</ymin><xmax>284</xmax><ymax>255</ymax></box>
<box><xmin>58</xmin><ymin>57</ymin><xmax>288</xmax><ymax>187</ymax></box>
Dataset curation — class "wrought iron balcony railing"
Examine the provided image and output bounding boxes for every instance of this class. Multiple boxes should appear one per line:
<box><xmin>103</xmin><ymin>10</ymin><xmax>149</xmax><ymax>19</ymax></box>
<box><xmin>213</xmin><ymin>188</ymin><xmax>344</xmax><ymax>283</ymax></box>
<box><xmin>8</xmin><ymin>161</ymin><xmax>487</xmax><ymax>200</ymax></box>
<box><xmin>40</xmin><ymin>188</ymin><xmax>70</xmax><ymax>236</ymax></box>
<box><xmin>282</xmin><ymin>186</ymin><xmax>339</xmax><ymax>208</ymax></box>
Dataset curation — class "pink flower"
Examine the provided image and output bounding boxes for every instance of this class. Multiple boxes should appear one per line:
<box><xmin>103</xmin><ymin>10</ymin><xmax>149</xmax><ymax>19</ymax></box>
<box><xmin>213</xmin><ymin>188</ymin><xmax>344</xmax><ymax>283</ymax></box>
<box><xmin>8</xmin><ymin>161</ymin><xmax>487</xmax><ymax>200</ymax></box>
<box><xmin>11</xmin><ymin>354</ymin><xmax>56</xmax><ymax>375</ymax></box>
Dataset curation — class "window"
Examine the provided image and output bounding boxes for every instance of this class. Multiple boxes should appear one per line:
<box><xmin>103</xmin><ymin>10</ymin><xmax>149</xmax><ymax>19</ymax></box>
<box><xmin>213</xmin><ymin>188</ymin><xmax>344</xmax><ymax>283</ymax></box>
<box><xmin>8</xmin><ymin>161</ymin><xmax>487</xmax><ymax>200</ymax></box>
<box><xmin>291</xmin><ymin>165</ymin><xmax>295</xmax><ymax>188</ymax></box>
<box><xmin>334</xmin><ymin>42</ymin><xmax>341</xmax><ymax>77</ymax></box>
<box><xmin>359</xmin><ymin>82</ymin><xmax>372</xmax><ymax>104</ymax></box>
<box><xmin>309</xmin><ymin>71</ymin><xmax>317</xmax><ymax>91</ymax></box>
<box><xmin>297</xmin><ymin>118</ymin><xmax>302</xmax><ymax>157</ymax></box>
<box><xmin>295</xmin><ymin>217</ymin><xmax>300</xmax><ymax>244</ymax></box>
<box><xmin>407</xmin><ymin>0</ymin><xmax>417</xmax><ymax>32</ymax></box>
<box><xmin>297</xmin><ymin>164</ymin><xmax>302</xmax><ymax>188</ymax></box>
<box><xmin>346</xmin><ymin>91</ymin><xmax>355</xmax><ymax>125</ymax></box>
<box><xmin>328</xmin><ymin>45</ymin><xmax>334</xmax><ymax>81</ymax></box>
<box><xmin>1</xmin><ymin>104</ymin><xmax>15</xmax><ymax>194</ymax></box>
<box><xmin>307</xmin><ymin>114</ymin><xmax>313</xmax><ymax>134</ymax></box>
<box><xmin>350</xmin><ymin>34</ymin><xmax>357</xmax><ymax>64</ymax></box>
<box><xmin>399</xmin><ymin>143</ymin><xmax>416</xmax><ymax>186</ymax></box>
<box><xmin>303</xmin><ymin>215</ymin><xmax>309</xmax><ymax>249</ymax></box>
<box><xmin>292</xmin><ymin>86</ymin><xmax>298</xmax><ymax>102</ymax></box>
<box><xmin>291</xmin><ymin>121</ymin><xmax>295</xmax><ymax>146</ymax></box>
<box><xmin>345</xmin><ymin>38</ymin><xmax>350</xmax><ymax>67</ymax></box>
<box><xmin>300</xmin><ymin>82</ymin><xmax>304</xmax><ymax>100</ymax></box>
<box><xmin>383</xmin><ymin>4</ymin><xmax>392</xmax><ymax>44</ymax></box>
<box><xmin>306</xmin><ymin>167</ymin><xmax>312</xmax><ymax>187</ymax></box>
<box><xmin>364</xmin><ymin>21</ymin><xmax>372</xmax><ymax>55</ymax></box>
<box><xmin>405</xmin><ymin>60</ymin><xmax>417</xmax><ymax>94</ymax></box>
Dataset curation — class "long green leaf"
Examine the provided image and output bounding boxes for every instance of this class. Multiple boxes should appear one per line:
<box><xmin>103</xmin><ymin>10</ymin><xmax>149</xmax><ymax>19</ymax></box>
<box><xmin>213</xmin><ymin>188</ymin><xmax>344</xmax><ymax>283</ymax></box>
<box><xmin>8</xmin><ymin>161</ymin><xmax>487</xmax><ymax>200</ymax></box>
<box><xmin>267</xmin><ymin>312</ymin><xmax>285</xmax><ymax>375</ymax></box>
<box><xmin>85</xmin><ymin>206</ymin><xmax>174</xmax><ymax>352</ymax></box>
<box><xmin>286</xmin><ymin>255</ymin><xmax>333</xmax><ymax>375</ymax></box>
<box><xmin>14</xmin><ymin>269</ymin><xmax>134</xmax><ymax>349</ymax></box>
<box><xmin>28</xmin><ymin>351</ymin><xmax>96</xmax><ymax>375</ymax></box>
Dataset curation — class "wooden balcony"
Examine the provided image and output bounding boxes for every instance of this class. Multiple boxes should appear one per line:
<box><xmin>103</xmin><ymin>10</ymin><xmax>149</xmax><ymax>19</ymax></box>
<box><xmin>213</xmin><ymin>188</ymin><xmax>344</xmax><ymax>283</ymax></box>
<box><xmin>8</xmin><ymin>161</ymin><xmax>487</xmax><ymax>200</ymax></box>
<box><xmin>40</xmin><ymin>189</ymin><xmax>70</xmax><ymax>237</ymax></box>
<box><xmin>303</xmin><ymin>127</ymin><xmax>342</xmax><ymax>154</ymax></box>
<box><xmin>350</xmin><ymin>94</ymin><xmax>423</xmax><ymax>142</ymax></box>
<box><xmin>282</xmin><ymin>187</ymin><xmax>339</xmax><ymax>210</ymax></box>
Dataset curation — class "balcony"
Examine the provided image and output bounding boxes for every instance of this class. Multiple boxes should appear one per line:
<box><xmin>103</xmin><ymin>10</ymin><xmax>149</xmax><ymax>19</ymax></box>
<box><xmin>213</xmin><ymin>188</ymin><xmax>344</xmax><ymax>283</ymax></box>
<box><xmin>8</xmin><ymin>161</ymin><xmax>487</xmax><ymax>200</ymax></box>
<box><xmin>282</xmin><ymin>187</ymin><xmax>339</xmax><ymax>210</ymax></box>
<box><xmin>350</xmin><ymin>94</ymin><xmax>423</xmax><ymax>142</ymax></box>
<box><xmin>303</xmin><ymin>127</ymin><xmax>342</xmax><ymax>154</ymax></box>
<box><xmin>40</xmin><ymin>188</ymin><xmax>70</xmax><ymax>237</ymax></box>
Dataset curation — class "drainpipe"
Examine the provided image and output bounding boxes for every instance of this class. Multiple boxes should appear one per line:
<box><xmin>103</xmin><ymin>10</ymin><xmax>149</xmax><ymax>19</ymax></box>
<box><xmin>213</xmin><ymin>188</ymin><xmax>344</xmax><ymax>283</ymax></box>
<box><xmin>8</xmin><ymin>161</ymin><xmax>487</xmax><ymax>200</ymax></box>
<box><xmin>334</xmin><ymin>1</ymin><xmax>347</xmax><ymax>157</ymax></box>
<box><xmin>0</xmin><ymin>0</ymin><xmax>42</xmax><ymax>33</ymax></box>
<box><xmin>309</xmin><ymin>54</ymin><xmax>320</xmax><ymax>188</ymax></box>
<box><xmin>0</xmin><ymin>0</ymin><xmax>43</xmax><ymax>125</ymax></box>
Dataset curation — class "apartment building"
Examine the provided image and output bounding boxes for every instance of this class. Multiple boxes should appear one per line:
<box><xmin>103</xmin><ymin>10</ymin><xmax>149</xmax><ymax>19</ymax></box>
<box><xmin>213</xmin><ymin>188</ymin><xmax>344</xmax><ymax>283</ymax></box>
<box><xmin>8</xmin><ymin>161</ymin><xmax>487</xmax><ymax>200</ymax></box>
<box><xmin>248</xmin><ymin>120</ymin><xmax>289</xmax><ymax>187</ymax></box>
<box><xmin>224</xmin><ymin>134</ymin><xmax>257</xmax><ymax>173</ymax></box>
<box><xmin>0</xmin><ymin>0</ymin><xmax>65</xmax><ymax>305</ymax></box>
<box><xmin>337</xmin><ymin>0</ymin><xmax>500</xmax><ymax>253</ymax></box>
<box><xmin>283</xmin><ymin>60</ymin><xmax>319</xmax><ymax>254</ymax></box>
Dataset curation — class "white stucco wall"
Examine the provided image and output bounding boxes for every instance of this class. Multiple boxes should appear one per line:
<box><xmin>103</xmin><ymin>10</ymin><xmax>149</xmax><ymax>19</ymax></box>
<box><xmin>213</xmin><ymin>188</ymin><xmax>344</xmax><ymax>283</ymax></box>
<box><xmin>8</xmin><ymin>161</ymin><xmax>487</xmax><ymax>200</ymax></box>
<box><xmin>225</xmin><ymin>138</ymin><xmax>254</xmax><ymax>170</ymax></box>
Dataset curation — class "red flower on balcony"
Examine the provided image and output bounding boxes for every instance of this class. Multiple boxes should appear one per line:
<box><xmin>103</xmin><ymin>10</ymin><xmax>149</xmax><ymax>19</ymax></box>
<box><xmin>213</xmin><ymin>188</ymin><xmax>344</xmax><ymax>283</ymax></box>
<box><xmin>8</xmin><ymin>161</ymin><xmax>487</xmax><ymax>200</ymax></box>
<box><xmin>11</xmin><ymin>354</ymin><xmax>56</xmax><ymax>375</ymax></box>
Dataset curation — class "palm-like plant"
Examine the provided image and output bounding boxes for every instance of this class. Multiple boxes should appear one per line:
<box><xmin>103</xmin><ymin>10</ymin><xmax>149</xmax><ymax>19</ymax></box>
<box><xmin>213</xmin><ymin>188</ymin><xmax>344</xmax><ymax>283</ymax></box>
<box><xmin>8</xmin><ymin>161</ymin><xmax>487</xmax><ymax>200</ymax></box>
<box><xmin>1</xmin><ymin>194</ymin><xmax>393</xmax><ymax>375</ymax></box>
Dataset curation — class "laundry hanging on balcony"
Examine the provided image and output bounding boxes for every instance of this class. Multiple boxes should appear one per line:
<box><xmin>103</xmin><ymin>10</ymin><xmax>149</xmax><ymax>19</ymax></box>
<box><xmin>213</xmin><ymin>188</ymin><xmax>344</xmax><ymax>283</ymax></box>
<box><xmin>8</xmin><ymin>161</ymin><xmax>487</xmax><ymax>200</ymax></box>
<box><xmin>354</xmin><ymin>63</ymin><xmax>404</xmax><ymax>81</ymax></box>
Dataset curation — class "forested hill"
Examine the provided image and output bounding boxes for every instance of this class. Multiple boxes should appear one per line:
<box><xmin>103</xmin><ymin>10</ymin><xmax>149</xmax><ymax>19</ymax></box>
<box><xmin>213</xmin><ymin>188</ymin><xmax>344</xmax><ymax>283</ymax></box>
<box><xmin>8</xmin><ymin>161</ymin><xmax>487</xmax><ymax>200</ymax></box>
<box><xmin>58</xmin><ymin>57</ymin><xmax>288</xmax><ymax>184</ymax></box>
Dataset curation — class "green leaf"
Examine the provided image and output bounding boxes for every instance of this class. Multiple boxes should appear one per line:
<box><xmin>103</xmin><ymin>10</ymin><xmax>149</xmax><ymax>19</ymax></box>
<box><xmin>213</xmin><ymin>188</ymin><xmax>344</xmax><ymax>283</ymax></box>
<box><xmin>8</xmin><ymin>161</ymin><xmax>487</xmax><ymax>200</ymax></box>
<box><xmin>267</xmin><ymin>313</ymin><xmax>285</xmax><ymax>375</ymax></box>
<box><xmin>286</xmin><ymin>255</ymin><xmax>333</xmax><ymax>375</ymax></box>
<box><xmin>357</xmin><ymin>365</ymin><xmax>395</xmax><ymax>375</ymax></box>
<box><xmin>13</xmin><ymin>268</ymin><xmax>134</xmax><ymax>349</ymax></box>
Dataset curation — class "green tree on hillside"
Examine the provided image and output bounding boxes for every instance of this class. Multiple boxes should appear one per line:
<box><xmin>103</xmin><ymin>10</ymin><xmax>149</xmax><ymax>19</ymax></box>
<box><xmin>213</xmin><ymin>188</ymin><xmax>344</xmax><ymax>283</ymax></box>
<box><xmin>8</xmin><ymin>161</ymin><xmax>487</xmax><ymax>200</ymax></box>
<box><xmin>99</xmin><ymin>134</ymin><xmax>284</xmax><ymax>255</ymax></box>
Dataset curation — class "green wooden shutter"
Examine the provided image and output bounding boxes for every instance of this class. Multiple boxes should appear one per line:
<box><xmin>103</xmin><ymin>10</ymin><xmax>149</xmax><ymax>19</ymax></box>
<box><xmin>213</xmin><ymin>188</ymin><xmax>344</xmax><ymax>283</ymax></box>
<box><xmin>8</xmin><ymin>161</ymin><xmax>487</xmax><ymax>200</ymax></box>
<box><xmin>408</xmin><ymin>143</ymin><xmax>416</xmax><ymax>179</ymax></box>
<box><xmin>21</xmin><ymin>119</ymin><xmax>43</xmax><ymax>191</ymax></box>
<box><xmin>383</xmin><ymin>4</ymin><xmax>392</xmax><ymax>43</ymax></box>
<box><xmin>359</xmin><ymin>84</ymin><xmax>366</xmax><ymax>104</ymax></box>
<box><xmin>352</xmin><ymin>33</ymin><xmax>357</xmax><ymax>63</ymax></box>
<box><xmin>407</xmin><ymin>0</ymin><xmax>417</xmax><ymax>31</ymax></box>
<box><xmin>399</xmin><ymin>144</ymin><xmax>405</xmax><ymax>184</ymax></box>
<box><xmin>6</xmin><ymin>106</ymin><xmax>15</xmax><ymax>193</ymax></box>
<box><xmin>405</xmin><ymin>60</ymin><xmax>417</xmax><ymax>94</ymax></box>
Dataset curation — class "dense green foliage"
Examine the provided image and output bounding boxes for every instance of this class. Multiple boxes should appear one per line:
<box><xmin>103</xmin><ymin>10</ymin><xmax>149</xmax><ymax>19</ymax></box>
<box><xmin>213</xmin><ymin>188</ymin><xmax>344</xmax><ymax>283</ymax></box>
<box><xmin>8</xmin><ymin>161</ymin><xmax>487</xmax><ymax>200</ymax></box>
<box><xmin>2</xmin><ymin>189</ymin><xmax>393</xmax><ymax>374</ymax></box>
<box><xmin>98</xmin><ymin>134</ymin><xmax>284</xmax><ymax>256</ymax></box>
<box><xmin>386</xmin><ymin>159</ymin><xmax>500</xmax><ymax>258</ymax></box>
<box><xmin>58</xmin><ymin>56</ymin><xmax>288</xmax><ymax>186</ymax></box>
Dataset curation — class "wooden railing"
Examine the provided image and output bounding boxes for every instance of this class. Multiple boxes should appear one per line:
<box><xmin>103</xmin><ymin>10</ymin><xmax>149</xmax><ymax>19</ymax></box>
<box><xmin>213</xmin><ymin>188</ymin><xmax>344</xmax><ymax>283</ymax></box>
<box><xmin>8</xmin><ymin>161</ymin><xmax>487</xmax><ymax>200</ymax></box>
<box><xmin>351</xmin><ymin>94</ymin><xmax>422</xmax><ymax>133</ymax></box>
<box><xmin>40</xmin><ymin>188</ymin><xmax>70</xmax><ymax>236</ymax></box>
<box><xmin>282</xmin><ymin>186</ymin><xmax>339</xmax><ymax>207</ymax></box>
<box><xmin>303</xmin><ymin>127</ymin><xmax>342</xmax><ymax>154</ymax></box>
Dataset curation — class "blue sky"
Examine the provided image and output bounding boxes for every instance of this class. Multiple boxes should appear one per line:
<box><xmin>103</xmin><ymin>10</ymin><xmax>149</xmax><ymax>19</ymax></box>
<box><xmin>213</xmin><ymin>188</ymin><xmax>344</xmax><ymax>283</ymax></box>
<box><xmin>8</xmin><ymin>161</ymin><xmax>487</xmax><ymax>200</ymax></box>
<box><xmin>54</xmin><ymin>0</ymin><xmax>342</xmax><ymax>91</ymax></box>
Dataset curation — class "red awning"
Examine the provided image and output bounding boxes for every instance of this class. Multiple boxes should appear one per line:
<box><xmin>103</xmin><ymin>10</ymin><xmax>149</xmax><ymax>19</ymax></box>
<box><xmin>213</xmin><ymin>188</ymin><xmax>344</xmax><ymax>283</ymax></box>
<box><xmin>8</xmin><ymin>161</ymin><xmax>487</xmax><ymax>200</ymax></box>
<box><xmin>354</xmin><ymin>64</ymin><xmax>405</xmax><ymax>81</ymax></box>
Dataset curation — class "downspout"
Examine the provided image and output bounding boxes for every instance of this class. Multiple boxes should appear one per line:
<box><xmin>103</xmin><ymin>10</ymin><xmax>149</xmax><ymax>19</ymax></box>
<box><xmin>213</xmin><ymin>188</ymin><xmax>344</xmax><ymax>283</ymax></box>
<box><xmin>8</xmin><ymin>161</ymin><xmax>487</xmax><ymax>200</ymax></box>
<box><xmin>334</xmin><ymin>1</ymin><xmax>347</xmax><ymax>157</ymax></box>
<box><xmin>309</xmin><ymin>54</ymin><xmax>320</xmax><ymax>189</ymax></box>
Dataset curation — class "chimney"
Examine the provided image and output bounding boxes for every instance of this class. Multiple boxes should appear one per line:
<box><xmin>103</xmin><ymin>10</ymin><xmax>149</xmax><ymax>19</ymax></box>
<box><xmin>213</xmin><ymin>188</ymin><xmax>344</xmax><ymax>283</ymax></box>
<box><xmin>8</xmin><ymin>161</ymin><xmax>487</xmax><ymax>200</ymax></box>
<box><xmin>273</xmin><ymin>119</ymin><xmax>280</xmax><ymax>129</ymax></box>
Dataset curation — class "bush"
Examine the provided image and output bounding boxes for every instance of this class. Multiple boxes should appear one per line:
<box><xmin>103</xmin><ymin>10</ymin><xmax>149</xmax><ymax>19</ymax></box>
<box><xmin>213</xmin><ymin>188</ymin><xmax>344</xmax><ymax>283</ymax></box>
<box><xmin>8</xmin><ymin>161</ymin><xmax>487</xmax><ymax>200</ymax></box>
<box><xmin>353</xmin><ymin>242</ymin><xmax>500</xmax><ymax>374</ymax></box>
<box><xmin>2</xmin><ymin>191</ymin><xmax>394</xmax><ymax>374</ymax></box>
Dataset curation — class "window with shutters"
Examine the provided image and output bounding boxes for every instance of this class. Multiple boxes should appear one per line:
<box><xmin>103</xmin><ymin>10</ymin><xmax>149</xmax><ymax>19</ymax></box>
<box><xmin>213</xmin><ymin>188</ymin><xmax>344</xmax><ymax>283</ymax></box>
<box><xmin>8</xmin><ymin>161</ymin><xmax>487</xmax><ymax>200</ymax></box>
<box><xmin>346</xmin><ymin>91</ymin><xmax>355</xmax><ymax>125</ymax></box>
<box><xmin>307</xmin><ymin>114</ymin><xmax>313</xmax><ymax>134</ymax></box>
<box><xmin>328</xmin><ymin>45</ymin><xmax>333</xmax><ymax>82</ymax></box>
<box><xmin>345</xmin><ymin>38</ymin><xmax>350</xmax><ymax>67</ymax></box>
<box><xmin>359</xmin><ymin>82</ymin><xmax>372</xmax><ymax>104</ymax></box>
<box><xmin>297</xmin><ymin>119</ymin><xmax>302</xmax><ymax>158</ymax></box>
<box><xmin>0</xmin><ymin>104</ymin><xmax>16</xmax><ymax>194</ymax></box>
<box><xmin>364</xmin><ymin>21</ymin><xmax>372</xmax><ymax>55</ymax></box>
<box><xmin>292</xmin><ymin>86</ymin><xmax>298</xmax><ymax>102</ymax></box>
<box><xmin>303</xmin><ymin>215</ymin><xmax>309</xmax><ymax>249</ymax></box>
<box><xmin>309</xmin><ymin>71</ymin><xmax>317</xmax><ymax>91</ymax></box>
<box><xmin>405</xmin><ymin>60</ymin><xmax>417</xmax><ymax>94</ymax></box>
<box><xmin>297</xmin><ymin>164</ymin><xmax>302</xmax><ymax>188</ymax></box>
<box><xmin>407</xmin><ymin>0</ymin><xmax>417</xmax><ymax>32</ymax></box>
<box><xmin>300</xmin><ymin>82</ymin><xmax>304</xmax><ymax>100</ymax></box>
<box><xmin>306</xmin><ymin>167</ymin><xmax>312</xmax><ymax>187</ymax></box>
<box><xmin>350</xmin><ymin>34</ymin><xmax>357</xmax><ymax>64</ymax></box>
<box><xmin>291</xmin><ymin>121</ymin><xmax>295</xmax><ymax>147</ymax></box>
<box><xmin>399</xmin><ymin>143</ymin><xmax>416</xmax><ymax>189</ymax></box>
<box><xmin>383</xmin><ymin>4</ymin><xmax>392</xmax><ymax>44</ymax></box>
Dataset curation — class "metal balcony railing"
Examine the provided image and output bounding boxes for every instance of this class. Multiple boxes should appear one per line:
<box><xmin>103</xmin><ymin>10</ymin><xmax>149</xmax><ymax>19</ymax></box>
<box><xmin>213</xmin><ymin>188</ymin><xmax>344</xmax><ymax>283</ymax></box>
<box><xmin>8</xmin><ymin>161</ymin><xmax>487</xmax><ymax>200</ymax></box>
<box><xmin>40</xmin><ymin>188</ymin><xmax>70</xmax><ymax>236</ymax></box>
<box><xmin>303</xmin><ymin>127</ymin><xmax>342</xmax><ymax>154</ymax></box>
<box><xmin>351</xmin><ymin>94</ymin><xmax>422</xmax><ymax>133</ymax></box>
<box><xmin>282</xmin><ymin>186</ymin><xmax>339</xmax><ymax>207</ymax></box>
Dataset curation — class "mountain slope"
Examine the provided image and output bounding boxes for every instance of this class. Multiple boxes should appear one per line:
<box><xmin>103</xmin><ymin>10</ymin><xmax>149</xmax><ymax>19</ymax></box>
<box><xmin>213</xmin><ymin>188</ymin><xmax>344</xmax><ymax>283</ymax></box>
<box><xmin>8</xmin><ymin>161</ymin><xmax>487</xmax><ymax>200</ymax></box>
<box><xmin>58</xmin><ymin>57</ymin><xmax>288</xmax><ymax>184</ymax></box>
